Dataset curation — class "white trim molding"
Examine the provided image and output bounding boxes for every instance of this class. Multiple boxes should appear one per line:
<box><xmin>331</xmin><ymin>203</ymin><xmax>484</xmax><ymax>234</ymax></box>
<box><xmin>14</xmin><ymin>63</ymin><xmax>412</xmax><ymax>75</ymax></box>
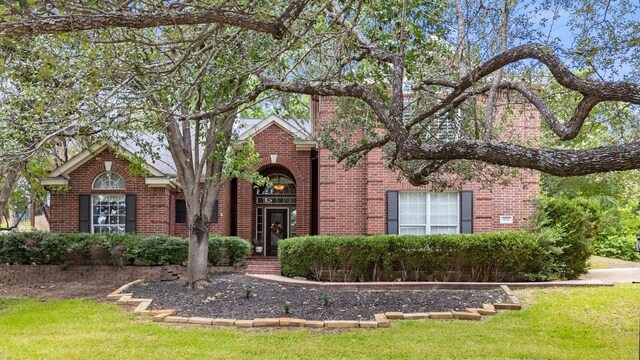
<box><xmin>145</xmin><ymin>177</ymin><xmax>177</xmax><ymax>189</ymax></box>
<box><xmin>40</xmin><ymin>177</ymin><xmax>69</xmax><ymax>186</ymax></box>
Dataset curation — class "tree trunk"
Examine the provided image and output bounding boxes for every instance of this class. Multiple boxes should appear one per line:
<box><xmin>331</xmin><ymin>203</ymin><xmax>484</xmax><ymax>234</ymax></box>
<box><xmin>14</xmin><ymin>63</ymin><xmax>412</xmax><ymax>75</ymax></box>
<box><xmin>0</xmin><ymin>163</ymin><xmax>23</xmax><ymax>219</ymax></box>
<box><xmin>186</xmin><ymin>218</ymin><xmax>210</xmax><ymax>288</ymax></box>
<box><xmin>8</xmin><ymin>207</ymin><xmax>18</xmax><ymax>232</ymax></box>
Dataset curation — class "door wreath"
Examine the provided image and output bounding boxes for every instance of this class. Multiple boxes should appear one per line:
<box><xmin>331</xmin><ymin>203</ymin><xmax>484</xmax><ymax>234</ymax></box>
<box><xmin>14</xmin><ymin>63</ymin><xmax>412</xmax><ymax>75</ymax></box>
<box><xmin>270</xmin><ymin>221</ymin><xmax>283</xmax><ymax>236</ymax></box>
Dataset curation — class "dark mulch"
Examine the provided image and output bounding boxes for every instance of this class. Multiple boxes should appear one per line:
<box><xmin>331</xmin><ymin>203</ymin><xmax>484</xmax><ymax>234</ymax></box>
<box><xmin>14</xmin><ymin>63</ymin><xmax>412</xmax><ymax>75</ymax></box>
<box><xmin>130</xmin><ymin>274</ymin><xmax>507</xmax><ymax>321</ymax></box>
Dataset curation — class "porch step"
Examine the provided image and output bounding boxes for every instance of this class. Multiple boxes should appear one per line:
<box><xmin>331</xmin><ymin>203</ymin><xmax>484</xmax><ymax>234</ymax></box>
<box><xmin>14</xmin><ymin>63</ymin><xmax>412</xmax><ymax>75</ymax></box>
<box><xmin>244</xmin><ymin>257</ymin><xmax>282</xmax><ymax>275</ymax></box>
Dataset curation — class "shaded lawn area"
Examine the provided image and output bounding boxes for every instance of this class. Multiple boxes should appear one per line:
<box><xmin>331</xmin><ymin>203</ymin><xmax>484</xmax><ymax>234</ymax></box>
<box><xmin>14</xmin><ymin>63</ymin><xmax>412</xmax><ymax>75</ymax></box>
<box><xmin>0</xmin><ymin>285</ymin><xmax>639</xmax><ymax>360</ymax></box>
<box><xmin>589</xmin><ymin>255</ymin><xmax>640</xmax><ymax>269</ymax></box>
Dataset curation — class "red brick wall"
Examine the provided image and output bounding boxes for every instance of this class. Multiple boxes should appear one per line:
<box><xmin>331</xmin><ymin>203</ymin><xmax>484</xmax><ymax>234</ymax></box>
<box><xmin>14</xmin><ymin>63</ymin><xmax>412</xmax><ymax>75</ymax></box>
<box><xmin>236</xmin><ymin>123</ymin><xmax>312</xmax><ymax>241</ymax></box>
<box><xmin>49</xmin><ymin>148</ymin><xmax>234</xmax><ymax>238</ymax></box>
<box><xmin>49</xmin><ymin>149</ymin><xmax>172</xmax><ymax>235</ymax></box>
<box><xmin>314</xmin><ymin>96</ymin><xmax>541</xmax><ymax>235</ymax></box>
<box><xmin>169</xmin><ymin>184</ymin><xmax>232</xmax><ymax>238</ymax></box>
<box><xmin>48</xmin><ymin>95</ymin><xmax>539</xmax><ymax>238</ymax></box>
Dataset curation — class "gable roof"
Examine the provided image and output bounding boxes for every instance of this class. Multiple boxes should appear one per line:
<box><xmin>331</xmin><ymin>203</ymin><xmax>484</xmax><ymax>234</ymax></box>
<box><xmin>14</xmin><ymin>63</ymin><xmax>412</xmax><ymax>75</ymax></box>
<box><xmin>235</xmin><ymin>115</ymin><xmax>312</xmax><ymax>141</ymax></box>
<box><xmin>41</xmin><ymin>115</ymin><xmax>316</xmax><ymax>187</ymax></box>
<box><xmin>46</xmin><ymin>139</ymin><xmax>169</xmax><ymax>179</ymax></box>
<box><xmin>41</xmin><ymin>138</ymin><xmax>176</xmax><ymax>188</ymax></box>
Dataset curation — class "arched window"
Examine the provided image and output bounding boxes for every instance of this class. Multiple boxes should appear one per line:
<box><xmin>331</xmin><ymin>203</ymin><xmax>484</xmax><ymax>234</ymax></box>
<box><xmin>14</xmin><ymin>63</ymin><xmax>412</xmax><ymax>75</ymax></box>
<box><xmin>91</xmin><ymin>172</ymin><xmax>126</xmax><ymax>233</ymax></box>
<box><xmin>256</xmin><ymin>174</ymin><xmax>296</xmax><ymax>196</ymax></box>
<box><xmin>92</xmin><ymin>172</ymin><xmax>125</xmax><ymax>190</ymax></box>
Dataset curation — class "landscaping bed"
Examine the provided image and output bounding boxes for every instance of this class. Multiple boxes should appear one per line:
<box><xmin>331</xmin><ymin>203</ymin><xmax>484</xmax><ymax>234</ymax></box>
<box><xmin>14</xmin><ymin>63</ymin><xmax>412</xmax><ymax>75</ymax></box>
<box><xmin>129</xmin><ymin>274</ymin><xmax>507</xmax><ymax>321</ymax></box>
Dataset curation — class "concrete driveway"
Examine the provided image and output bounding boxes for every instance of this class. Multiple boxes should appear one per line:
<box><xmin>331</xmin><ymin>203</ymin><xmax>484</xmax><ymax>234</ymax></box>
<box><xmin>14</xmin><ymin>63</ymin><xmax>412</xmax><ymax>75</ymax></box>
<box><xmin>581</xmin><ymin>268</ymin><xmax>640</xmax><ymax>283</ymax></box>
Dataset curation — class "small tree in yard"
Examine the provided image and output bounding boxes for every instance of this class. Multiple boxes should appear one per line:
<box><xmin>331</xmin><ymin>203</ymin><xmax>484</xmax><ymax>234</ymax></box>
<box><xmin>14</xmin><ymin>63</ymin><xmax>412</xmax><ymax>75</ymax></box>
<box><xmin>95</xmin><ymin>21</ymin><xmax>305</xmax><ymax>287</ymax></box>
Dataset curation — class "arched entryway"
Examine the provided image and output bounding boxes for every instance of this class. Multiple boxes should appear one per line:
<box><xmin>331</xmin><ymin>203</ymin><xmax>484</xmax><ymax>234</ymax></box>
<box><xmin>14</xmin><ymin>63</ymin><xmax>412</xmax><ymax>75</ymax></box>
<box><xmin>254</xmin><ymin>168</ymin><xmax>297</xmax><ymax>256</ymax></box>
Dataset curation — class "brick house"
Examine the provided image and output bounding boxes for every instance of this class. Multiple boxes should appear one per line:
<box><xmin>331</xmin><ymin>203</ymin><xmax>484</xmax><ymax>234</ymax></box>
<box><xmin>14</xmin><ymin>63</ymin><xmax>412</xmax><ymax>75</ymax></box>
<box><xmin>41</xmin><ymin>96</ymin><xmax>540</xmax><ymax>256</ymax></box>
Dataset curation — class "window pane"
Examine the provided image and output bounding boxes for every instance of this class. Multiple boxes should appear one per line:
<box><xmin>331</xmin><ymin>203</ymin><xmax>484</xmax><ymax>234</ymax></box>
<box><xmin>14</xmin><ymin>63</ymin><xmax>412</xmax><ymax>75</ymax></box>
<box><xmin>92</xmin><ymin>194</ymin><xmax>126</xmax><ymax>233</ymax></box>
<box><xmin>430</xmin><ymin>226</ymin><xmax>458</xmax><ymax>234</ymax></box>
<box><xmin>399</xmin><ymin>226</ymin><xmax>426</xmax><ymax>235</ymax></box>
<box><xmin>430</xmin><ymin>192</ymin><xmax>459</xmax><ymax>228</ymax></box>
<box><xmin>93</xmin><ymin>172</ymin><xmax>125</xmax><ymax>190</ymax></box>
<box><xmin>290</xmin><ymin>207</ymin><xmax>297</xmax><ymax>238</ymax></box>
<box><xmin>399</xmin><ymin>192</ymin><xmax>427</xmax><ymax>227</ymax></box>
<box><xmin>399</xmin><ymin>191</ymin><xmax>460</xmax><ymax>235</ymax></box>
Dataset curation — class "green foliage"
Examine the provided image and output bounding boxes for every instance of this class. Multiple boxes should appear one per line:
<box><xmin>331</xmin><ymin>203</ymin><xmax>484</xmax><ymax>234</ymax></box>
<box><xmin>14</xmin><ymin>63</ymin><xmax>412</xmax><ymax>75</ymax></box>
<box><xmin>321</xmin><ymin>293</ymin><xmax>330</xmax><ymax>307</ymax></box>
<box><xmin>127</xmin><ymin>235</ymin><xmax>188</xmax><ymax>266</ymax></box>
<box><xmin>283</xmin><ymin>301</ymin><xmax>290</xmax><ymax>314</ymax></box>
<box><xmin>0</xmin><ymin>232</ymin><xmax>250</xmax><ymax>267</ymax></box>
<box><xmin>592</xmin><ymin>235</ymin><xmax>640</xmax><ymax>262</ymax></box>
<box><xmin>208</xmin><ymin>235</ymin><xmax>252</xmax><ymax>266</ymax></box>
<box><xmin>278</xmin><ymin>231</ymin><xmax>572</xmax><ymax>282</ymax></box>
<box><xmin>536</xmin><ymin>187</ymin><xmax>640</xmax><ymax>264</ymax></box>
<box><xmin>244</xmin><ymin>286</ymin><xmax>253</xmax><ymax>299</ymax></box>
<box><xmin>532</xmin><ymin>196</ymin><xmax>594</xmax><ymax>278</ymax></box>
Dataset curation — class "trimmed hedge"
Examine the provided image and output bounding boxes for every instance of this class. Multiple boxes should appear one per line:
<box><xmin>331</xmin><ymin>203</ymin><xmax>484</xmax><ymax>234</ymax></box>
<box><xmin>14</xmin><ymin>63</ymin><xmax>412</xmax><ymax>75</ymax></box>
<box><xmin>0</xmin><ymin>232</ymin><xmax>250</xmax><ymax>267</ymax></box>
<box><xmin>279</xmin><ymin>231</ymin><xmax>584</xmax><ymax>282</ymax></box>
<box><xmin>532</xmin><ymin>196</ymin><xmax>595</xmax><ymax>278</ymax></box>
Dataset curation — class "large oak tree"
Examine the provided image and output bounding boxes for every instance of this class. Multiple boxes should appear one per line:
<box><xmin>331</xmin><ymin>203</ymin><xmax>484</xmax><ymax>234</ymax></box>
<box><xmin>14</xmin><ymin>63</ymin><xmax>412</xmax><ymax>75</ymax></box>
<box><xmin>260</xmin><ymin>0</ymin><xmax>640</xmax><ymax>185</ymax></box>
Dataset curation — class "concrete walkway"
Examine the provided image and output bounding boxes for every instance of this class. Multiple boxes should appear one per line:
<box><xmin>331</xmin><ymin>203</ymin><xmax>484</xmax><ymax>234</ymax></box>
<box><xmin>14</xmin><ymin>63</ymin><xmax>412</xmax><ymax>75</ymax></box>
<box><xmin>248</xmin><ymin>266</ymin><xmax>640</xmax><ymax>288</ymax></box>
<box><xmin>247</xmin><ymin>274</ymin><xmax>613</xmax><ymax>289</ymax></box>
<box><xmin>580</xmin><ymin>268</ymin><xmax>640</xmax><ymax>283</ymax></box>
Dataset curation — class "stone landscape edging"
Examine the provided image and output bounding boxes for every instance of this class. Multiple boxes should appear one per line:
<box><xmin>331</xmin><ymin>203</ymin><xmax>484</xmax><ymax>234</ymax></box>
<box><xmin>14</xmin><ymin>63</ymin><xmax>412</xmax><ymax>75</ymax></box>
<box><xmin>107</xmin><ymin>279</ymin><xmax>525</xmax><ymax>330</ymax></box>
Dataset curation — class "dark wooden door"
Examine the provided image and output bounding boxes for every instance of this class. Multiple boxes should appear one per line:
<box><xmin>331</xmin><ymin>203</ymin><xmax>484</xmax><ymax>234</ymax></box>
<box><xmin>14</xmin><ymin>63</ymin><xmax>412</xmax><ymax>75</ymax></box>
<box><xmin>266</xmin><ymin>209</ymin><xmax>287</xmax><ymax>256</ymax></box>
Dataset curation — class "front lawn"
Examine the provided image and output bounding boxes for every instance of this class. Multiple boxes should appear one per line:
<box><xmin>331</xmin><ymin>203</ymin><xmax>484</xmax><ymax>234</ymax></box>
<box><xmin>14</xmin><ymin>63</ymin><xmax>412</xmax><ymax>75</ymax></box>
<box><xmin>589</xmin><ymin>255</ymin><xmax>640</xmax><ymax>269</ymax></box>
<box><xmin>0</xmin><ymin>285</ymin><xmax>638</xmax><ymax>359</ymax></box>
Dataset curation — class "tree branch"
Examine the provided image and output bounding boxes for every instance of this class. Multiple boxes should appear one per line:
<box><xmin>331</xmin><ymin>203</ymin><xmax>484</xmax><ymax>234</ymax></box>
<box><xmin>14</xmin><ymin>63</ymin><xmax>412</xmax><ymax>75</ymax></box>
<box><xmin>439</xmin><ymin>80</ymin><xmax>599</xmax><ymax>140</ymax></box>
<box><xmin>400</xmin><ymin>139</ymin><xmax>640</xmax><ymax>180</ymax></box>
<box><xmin>411</xmin><ymin>44</ymin><xmax>639</xmax><ymax>138</ymax></box>
<box><xmin>0</xmin><ymin>1</ymin><xmax>311</xmax><ymax>39</ymax></box>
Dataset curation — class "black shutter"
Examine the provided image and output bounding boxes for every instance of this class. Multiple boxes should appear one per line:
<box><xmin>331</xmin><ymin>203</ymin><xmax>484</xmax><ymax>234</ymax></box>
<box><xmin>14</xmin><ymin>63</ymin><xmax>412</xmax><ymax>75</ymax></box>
<box><xmin>125</xmin><ymin>195</ymin><xmax>136</xmax><ymax>233</ymax></box>
<box><xmin>79</xmin><ymin>195</ymin><xmax>90</xmax><ymax>233</ymax></box>
<box><xmin>386</xmin><ymin>190</ymin><xmax>399</xmax><ymax>234</ymax></box>
<box><xmin>211</xmin><ymin>200</ymin><xmax>219</xmax><ymax>223</ymax></box>
<box><xmin>175</xmin><ymin>200</ymin><xmax>187</xmax><ymax>223</ymax></box>
<box><xmin>460</xmin><ymin>191</ymin><xmax>473</xmax><ymax>234</ymax></box>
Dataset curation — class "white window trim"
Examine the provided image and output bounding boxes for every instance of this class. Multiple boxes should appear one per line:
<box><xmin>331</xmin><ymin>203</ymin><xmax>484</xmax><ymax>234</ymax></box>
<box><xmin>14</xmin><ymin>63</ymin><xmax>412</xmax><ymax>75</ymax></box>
<box><xmin>398</xmin><ymin>192</ymin><xmax>459</xmax><ymax>235</ymax></box>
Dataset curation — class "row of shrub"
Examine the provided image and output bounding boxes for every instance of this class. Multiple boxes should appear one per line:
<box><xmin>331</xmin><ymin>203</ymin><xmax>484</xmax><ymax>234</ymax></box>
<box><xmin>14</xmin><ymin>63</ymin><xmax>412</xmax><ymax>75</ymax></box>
<box><xmin>0</xmin><ymin>232</ymin><xmax>251</xmax><ymax>267</ymax></box>
<box><xmin>279</xmin><ymin>230</ymin><xmax>587</xmax><ymax>282</ymax></box>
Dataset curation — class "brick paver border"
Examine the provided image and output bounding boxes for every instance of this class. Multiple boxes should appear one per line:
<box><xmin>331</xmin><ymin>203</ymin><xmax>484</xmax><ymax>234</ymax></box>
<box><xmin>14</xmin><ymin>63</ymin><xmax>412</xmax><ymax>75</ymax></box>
<box><xmin>107</xmin><ymin>280</ymin><xmax>524</xmax><ymax>329</ymax></box>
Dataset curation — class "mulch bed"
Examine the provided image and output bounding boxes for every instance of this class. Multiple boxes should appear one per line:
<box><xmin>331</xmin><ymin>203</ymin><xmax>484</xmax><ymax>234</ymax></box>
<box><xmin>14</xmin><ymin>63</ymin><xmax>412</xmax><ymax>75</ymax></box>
<box><xmin>129</xmin><ymin>274</ymin><xmax>507</xmax><ymax>321</ymax></box>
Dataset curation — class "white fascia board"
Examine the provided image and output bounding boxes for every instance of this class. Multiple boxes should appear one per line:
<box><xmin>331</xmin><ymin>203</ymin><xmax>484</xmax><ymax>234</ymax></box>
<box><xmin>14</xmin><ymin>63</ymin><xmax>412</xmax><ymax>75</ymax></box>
<box><xmin>40</xmin><ymin>177</ymin><xmax>69</xmax><ymax>186</ymax></box>
<box><xmin>145</xmin><ymin>177</ymin><xmax>176</xmax><ymax>189</ymax></box>
<box><xmin>48</xmin><ymin>142</ymin><xmax>110</xmax><ymax>178</ymax></box>
<box><xmin>237</xmin><ymin>115</ymin><xmax>309</xmax><ymax>141</ymax></box>
<box><xmin>294</xmin><ymin>140</ymin><xmax>317</xmax><ymax>151</ymax></box>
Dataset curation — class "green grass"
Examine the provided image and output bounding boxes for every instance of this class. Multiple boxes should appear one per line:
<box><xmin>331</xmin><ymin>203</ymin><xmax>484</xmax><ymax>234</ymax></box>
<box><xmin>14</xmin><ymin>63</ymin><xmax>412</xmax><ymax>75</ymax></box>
<box><xmin>0</xmin><ymin>285</ymin><xmax>639</xmax><ymax>359</ymax></box>
<box><xmin>589</xmin><ymin>255</ymin><xmax>640</xmax><ymax>269</ymax></box>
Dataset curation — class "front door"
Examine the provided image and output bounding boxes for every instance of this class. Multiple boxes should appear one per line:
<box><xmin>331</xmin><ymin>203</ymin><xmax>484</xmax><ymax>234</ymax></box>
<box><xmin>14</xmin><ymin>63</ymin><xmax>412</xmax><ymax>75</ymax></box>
<box><xmin>266</xmin><ymin>209</ymin><xmax>287</xmax><ymax>256</ymax></box>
